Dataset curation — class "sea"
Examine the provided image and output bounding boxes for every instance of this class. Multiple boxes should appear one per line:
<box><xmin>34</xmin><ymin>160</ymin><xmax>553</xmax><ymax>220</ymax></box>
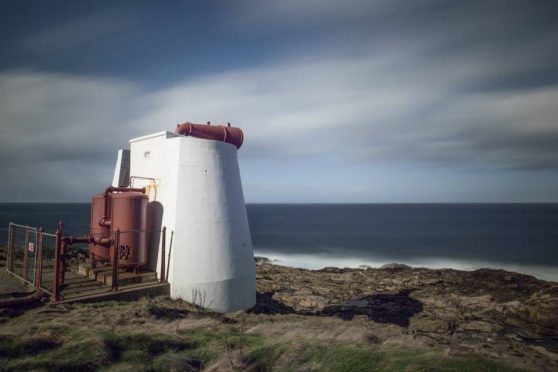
<box><xmin>1</xmin><ymin>203</ymin><xmax>557</xmax><ymax>282</ymax></box>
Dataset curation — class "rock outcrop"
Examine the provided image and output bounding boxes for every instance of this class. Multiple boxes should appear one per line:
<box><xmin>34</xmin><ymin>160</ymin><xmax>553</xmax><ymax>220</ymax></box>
<box><xmin>254</xmin><ymin>260</ymin><xmax>558</xmax><ymax>369</ymax></box>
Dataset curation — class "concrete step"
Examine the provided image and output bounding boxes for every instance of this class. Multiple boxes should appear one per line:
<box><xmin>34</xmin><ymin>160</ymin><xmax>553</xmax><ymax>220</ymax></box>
<box><xmin>78</xmin><ymin>264</ymin><xmax>158</xmax><ymax>286</ymax></box>
<box><xmin>79</xmin><ymin>265</ymin><xmax>115</xmax><ymax>280</ymax></box>
<box><xmin>59</xmin><ymin>282</ymin><xmax>170</xmax><ymax>304</ymax></box>
<box><xmin>98</xmin><ymin>271</ymin><xmax>157</xmax><ymax>286</ymax></box>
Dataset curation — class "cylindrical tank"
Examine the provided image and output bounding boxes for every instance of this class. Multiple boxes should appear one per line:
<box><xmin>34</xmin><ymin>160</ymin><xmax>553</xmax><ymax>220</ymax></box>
<box><xmin>110</xmin><ymin>192</ymin><xmax>149</xmax><ymax>268</ymax></box>
<box><xmin>175</xmin><ymin>122</ymin><xmax>244</xmax><ymax>149</ymax></box>
<box><xmin>89</xmin><ymin>193</ymin><xmax>111</xmax><ymax>261</ymax></box>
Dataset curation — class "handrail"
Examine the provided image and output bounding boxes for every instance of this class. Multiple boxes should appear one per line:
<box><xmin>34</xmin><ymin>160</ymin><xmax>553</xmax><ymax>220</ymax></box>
<box><xmin>9</xmin><ymin>222</ymin><xmax>38</xmax><ymax>231</ymax></box>
<box><xmin>160</xmin><ymin>227</ymin><xmax>167</xmax><ymax>283</ymax></box>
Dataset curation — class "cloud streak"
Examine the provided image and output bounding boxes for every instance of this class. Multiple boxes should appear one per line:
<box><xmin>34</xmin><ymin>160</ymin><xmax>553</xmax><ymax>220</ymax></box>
<box><xmin>1</xmin><ymin>1</ymin><xmax>558</xmax><ymax>201</ymax></box>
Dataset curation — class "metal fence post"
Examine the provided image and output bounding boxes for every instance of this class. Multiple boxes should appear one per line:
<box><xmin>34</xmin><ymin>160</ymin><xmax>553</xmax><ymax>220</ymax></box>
<box><xmin>52</xmin><ymin>224</ymin><xmax>62</xmax><ymax>303</ymax></box>
<box><xmin>35</xmin><ymin>227</ymin><xmax>44</xmax><ymax>291</ymax></box>
<box><xmin>60</xmin><ymin>242</ymin><xmax>66</xmax><ymax>286</ymax></box>
<box><xmin>160</xmin><ymin>227</ymin><xmax>167</xmax><ymax>283</ymax></box>
<box><xmin>23</xmin><ymin>228</ymin><xmax>29</xmax><ymax>281</ymax></box>
<box><xmin>7</xmin><ymin>223</ymin><xmax>14</xmax><ymax>272</ymax></box>
<box><xmin>111</xmin><ymin>229</ymin><xmax>120</xmax><ymax>292</ymax></box>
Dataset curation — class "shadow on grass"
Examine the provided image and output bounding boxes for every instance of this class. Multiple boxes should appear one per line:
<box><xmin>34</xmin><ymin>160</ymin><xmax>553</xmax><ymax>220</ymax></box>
<box><xmin>249</xmin><ymin>289</ymin><xmax>423</xmax><ymax>327</ymax></box>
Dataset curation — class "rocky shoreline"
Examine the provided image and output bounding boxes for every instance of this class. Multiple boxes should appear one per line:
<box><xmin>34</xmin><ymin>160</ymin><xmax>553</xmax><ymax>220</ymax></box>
<box><xmin>253</xmin><ymin>257</ymin><xmax>558</xmax><ymax>370</ymax></box>
<box><xmin>1</xmin><ymin>250</ymin><xmax>557</xmax><ymax>370</ymax></box>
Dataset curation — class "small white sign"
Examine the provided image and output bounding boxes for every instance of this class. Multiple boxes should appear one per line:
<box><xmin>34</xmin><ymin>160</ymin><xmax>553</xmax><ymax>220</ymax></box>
<box><xmin>28</xmin><ymin>242</ymin><xmax>34</xmax><ymax>252</ymax></box>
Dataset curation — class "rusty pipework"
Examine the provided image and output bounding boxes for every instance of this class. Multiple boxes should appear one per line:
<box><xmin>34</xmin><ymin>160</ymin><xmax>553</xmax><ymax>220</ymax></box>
<box><xmin>58</xmin><ymin>231</ymin><xmax>114</xmax><ymax>288</ymax></box>
<box><xmin>175</xmin><ymin>122</ymin><xmax>244</xmax><ymax>149</ymax></box>
<box><xmin>61</xmin><ymin>233</ymin><xmax>112</xmax><ymax>272</ymax></box>
<box><xmin>61</xmin><ymin>235</ymin><xmax>111</xmax><ymax>246</ymax></box>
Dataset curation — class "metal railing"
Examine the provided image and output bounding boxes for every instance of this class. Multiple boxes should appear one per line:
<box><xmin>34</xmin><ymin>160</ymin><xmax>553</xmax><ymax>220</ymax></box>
<box><xmin>108</xmin><ymin>227</ymin><xmax>168</xmax><ymax>292</ymax></box>
<box><xmin>5</xmin><ymin>222</ymin><xmax>168</xmax><ymax>303</ymax></box>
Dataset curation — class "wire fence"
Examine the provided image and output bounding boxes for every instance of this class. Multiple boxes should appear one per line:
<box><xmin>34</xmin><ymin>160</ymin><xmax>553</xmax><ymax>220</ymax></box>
<box><xmin>6</xmin><ymin>223</ymin><xmax>37</xmax><ymax>285</ymax></box>
<box><xmin>5</xmin><ymin>223</ymin><xmax>57</xmax><ymax>295</ymax></box>
<box><xmin>5</xmin><ymin>222</ymin><xmax>167</xmax><ymax>301</ymax></box>
<box><xmin>39</xmin><ymin>231</ymin><xmax>57</xmax><ymax>295</ymax></box>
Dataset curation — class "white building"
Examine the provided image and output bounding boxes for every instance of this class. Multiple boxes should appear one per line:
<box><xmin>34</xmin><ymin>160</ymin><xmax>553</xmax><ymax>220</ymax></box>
<box><xmin>112</xmin><ymin>130</ymin><xmax>255</xmax><ymax>312</ymax></box>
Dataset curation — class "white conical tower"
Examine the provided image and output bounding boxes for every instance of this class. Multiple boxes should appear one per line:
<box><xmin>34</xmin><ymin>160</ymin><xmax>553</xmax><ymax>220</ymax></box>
<box><xmin>122</xmin><ymin>129</ymin><xmax>255</xmax><ymax>312</ymax></box>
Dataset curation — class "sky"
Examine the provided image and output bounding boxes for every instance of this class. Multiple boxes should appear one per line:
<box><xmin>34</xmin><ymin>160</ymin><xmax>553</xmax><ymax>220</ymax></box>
<box><xmin>1</xmin><ymin>0</ymin><xmax>558</xmax><ymax>203</ymax></box>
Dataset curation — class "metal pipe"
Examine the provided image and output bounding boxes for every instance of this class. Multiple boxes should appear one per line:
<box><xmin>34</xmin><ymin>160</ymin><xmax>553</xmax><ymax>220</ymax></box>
<box><xmin>60</xmin><ymin>240</ymin><xmax>67</xmax><ymax>285</ymax></box>
<box><xmin>92</xmin><ymin>236</ymin><xmax>112</xmax><ymax>246</ymax></box>
<box><xmin>63</xmin><ymin>235</ymin><xmax>95</xmax><ymax>244</ymax></box>
<box><xmin>98</xmin><ymin>218</ymin><xmax>112</xmax><ymax>227</ymax></box>
<box><xmin>64</xmin><ymin>232</ymin><xmax>112</xmax><ymax>270</ymax></box>
<box><xmin>57</xmin><ymin>222</ymin><xmax>65</xmax><ymax>289</ymax></box>
<box><xmin>175</xmin><ymin>122</ymin><xmax>244</xmax><ymax>149</ymax></box>
<box><xmin>160</xmin><ymin>227</ymin><xmax>166</xmax><ymax>283</ymax></box>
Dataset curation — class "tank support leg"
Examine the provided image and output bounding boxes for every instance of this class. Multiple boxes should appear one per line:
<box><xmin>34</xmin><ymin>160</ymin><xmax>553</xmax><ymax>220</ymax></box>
<box><xmin>111</xmin><ymin>230</ymin><xmax>120</xmax><ymax>292</ymax></box>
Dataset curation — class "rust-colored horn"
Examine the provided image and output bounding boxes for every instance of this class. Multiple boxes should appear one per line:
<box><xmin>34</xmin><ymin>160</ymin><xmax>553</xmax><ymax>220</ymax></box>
<box><xmin>175</xmin><ymin>122</ymin><xmax>244</xmax><ymax>149</ymax></box>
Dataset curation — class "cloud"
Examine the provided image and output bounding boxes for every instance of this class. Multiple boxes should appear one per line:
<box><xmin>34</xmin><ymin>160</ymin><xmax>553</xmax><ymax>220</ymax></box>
<box><xmin>1</xmin><ymin>0</ymin><xmax>558</xmax><ymax>201</ymax></box>
<box><xmin>22</xmin><ymin>6</ymin><xmax>144</xmax><ymax>51</ymax></box>
<box><xmin>0</xmin><ymin>70</ymin><xmax>139</xmax><ymax>201</ymax></box>
<box><xmin>2</xmin><ymin>44</ymin><xmax>558</xmax><ymax>201</ymax></box>
<box><xmin>133</xmin><ymin>51</ymin><xmax>558</xmax><ymax>169</ymax></box>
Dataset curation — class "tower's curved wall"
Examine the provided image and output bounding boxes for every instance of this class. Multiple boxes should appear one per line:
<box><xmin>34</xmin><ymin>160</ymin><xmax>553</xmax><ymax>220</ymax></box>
<box><xmin>169</xmin><ymin>137</ymin><xmax>255</xmax><ymax>311</ymax></box>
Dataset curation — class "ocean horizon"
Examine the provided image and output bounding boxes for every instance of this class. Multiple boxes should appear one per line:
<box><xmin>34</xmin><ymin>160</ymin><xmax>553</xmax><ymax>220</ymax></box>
<box><xmin>1</xmin><ymin>202</ymin><xmax>557</xmax><ymax>282</ymax></box>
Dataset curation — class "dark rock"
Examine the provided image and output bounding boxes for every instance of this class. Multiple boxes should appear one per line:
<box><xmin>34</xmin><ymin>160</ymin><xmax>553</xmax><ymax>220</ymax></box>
<box><xmin>254</xmin><ymin>256</ymin><xmax>272</xmax><ymax>265</ymax></box>
<box><xmin>321</xmin><ymin>293</ymin><xmax>423</xmax><ymax>327</ymax></box>
<box><xmin>248</xmin><ymin>292</ymin><xmax>295</xmax><ymax>315</ymax></box>
<box><xmin>147</xmin><ymin>304</ymin><xmax>190</xmax><ymax>320</ymax></box>
<box><xmin>380</xmin><ymin>263</ymin><xmax>412</xmax><ymax>270</ymax></box>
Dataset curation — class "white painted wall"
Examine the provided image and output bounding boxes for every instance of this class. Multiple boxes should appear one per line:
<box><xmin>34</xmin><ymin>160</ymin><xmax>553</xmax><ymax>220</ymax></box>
<box><xmin>128</xmin><ymin>131</ymin><xmax>256</xmax><ymax>312</ymax></box>
<box><xmin>111</xmin><ymin>149</ymin><xmax>130</xmax><ymax>187</ymax></box>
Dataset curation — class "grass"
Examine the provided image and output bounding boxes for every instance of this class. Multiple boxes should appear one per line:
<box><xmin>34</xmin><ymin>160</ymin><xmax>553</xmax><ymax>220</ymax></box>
<box><xmin>0</xmin><ymin>326</ymin><xmax>523</xmax><ymax>372</ymax></box>
<box><xmin>245</xmin><ymin>342</ymin><xmax>520</xmax><ymax>372</ymax></box>
<box><xmin>0</xmin><ymin>296</ymin><xmax>526</xmax><ymax>372</ymax></box>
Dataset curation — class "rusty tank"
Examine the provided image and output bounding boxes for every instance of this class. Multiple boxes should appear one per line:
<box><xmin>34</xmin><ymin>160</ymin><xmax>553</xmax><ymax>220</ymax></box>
<box><xmin>110</xmin><ymin>191</ymin><xmax>149</xmax><ymax>268</ymax></box>
<box><xmin>89</xmin><ymin>193</ymin><xmax>111</xmax><ymax>262</ymax></box>
<box><xmin>88</xmin><ymin>187</ymin><xmax>148</xmax><ymax>269</ymax></box>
